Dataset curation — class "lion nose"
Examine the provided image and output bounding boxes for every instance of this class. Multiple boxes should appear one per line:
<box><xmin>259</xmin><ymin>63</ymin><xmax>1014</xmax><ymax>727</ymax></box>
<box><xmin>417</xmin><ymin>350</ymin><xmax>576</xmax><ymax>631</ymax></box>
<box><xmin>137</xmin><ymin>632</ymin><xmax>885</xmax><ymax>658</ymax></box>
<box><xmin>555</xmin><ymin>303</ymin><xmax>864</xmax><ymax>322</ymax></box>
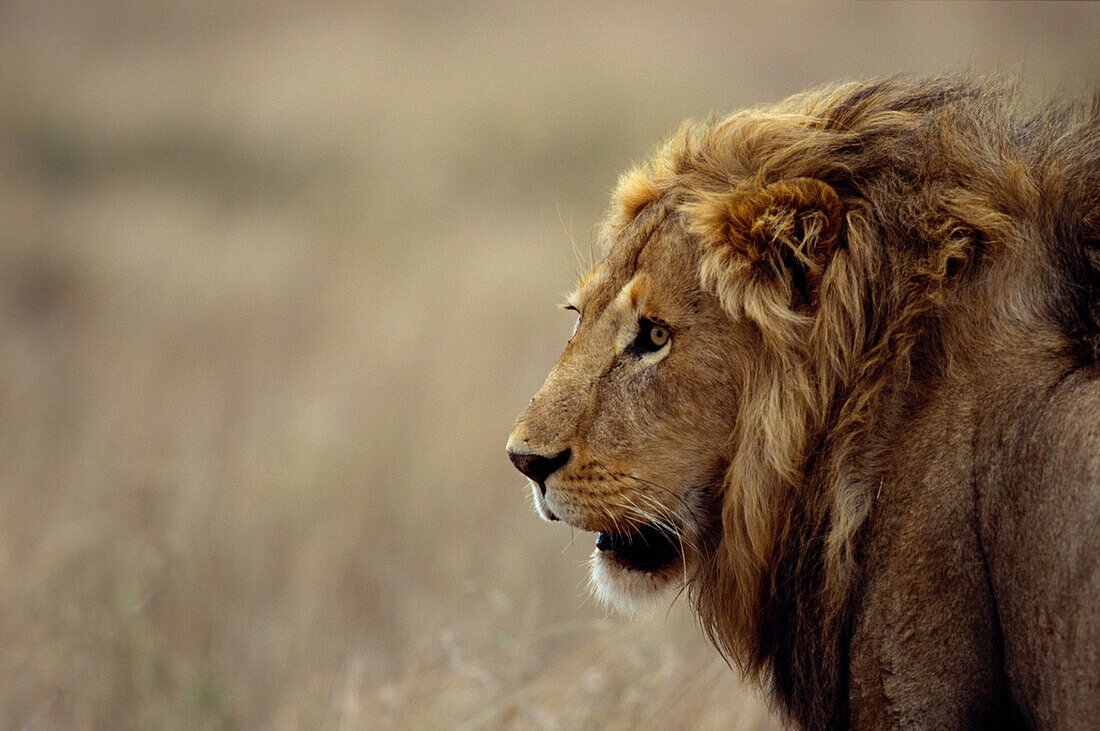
<box><xmin>507</xmin><ymin>447</ymin><xmax>571</xmax><ymax>488</ymax></box>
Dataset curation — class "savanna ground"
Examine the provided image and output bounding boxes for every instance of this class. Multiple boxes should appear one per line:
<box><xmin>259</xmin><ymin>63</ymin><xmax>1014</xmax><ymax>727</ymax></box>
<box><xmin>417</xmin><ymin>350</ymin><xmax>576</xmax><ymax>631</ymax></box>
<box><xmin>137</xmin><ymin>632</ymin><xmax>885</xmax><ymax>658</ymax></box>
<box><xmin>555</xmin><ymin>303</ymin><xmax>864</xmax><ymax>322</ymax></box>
<box><xmin>0</xmin><ymin>2</ymin><xmax>1096</xmax><ymax>727</ymax></box>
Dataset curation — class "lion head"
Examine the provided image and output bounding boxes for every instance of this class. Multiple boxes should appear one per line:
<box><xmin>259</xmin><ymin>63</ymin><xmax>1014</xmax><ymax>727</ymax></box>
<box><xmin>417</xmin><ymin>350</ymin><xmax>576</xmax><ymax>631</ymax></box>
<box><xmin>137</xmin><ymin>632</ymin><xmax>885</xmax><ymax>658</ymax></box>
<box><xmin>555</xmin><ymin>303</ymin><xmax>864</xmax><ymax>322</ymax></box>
<box><xmin>506</xmin><ymin>100</ymin><xmax>876</xmax><ymax>648</ymax></box>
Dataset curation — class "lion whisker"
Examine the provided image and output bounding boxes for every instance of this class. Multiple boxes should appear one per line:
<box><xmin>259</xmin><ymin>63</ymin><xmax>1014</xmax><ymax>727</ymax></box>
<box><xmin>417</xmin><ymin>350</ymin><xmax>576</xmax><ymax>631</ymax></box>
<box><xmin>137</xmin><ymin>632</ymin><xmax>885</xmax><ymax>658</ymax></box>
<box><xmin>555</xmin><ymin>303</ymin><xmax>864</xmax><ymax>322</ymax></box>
<box><xmin>621</xmin><ymin>481</ymin><xmax>697</xmax><ymax>588</ymax></box>
<box><xmin>619</xmin><ymin>474</ymin><xmax>701</xmax><ymax>556</ymax></box>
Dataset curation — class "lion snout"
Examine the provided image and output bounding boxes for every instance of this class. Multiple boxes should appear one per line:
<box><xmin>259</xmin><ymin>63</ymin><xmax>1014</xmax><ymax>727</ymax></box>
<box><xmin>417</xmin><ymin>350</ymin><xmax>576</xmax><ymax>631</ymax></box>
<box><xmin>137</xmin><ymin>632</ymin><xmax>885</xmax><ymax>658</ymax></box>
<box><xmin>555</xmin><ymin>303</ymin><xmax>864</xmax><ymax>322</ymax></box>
<box><xmin>506</xmin><ymin>445</ymin><xmax>572</xmax><ymax>488</ymax></box>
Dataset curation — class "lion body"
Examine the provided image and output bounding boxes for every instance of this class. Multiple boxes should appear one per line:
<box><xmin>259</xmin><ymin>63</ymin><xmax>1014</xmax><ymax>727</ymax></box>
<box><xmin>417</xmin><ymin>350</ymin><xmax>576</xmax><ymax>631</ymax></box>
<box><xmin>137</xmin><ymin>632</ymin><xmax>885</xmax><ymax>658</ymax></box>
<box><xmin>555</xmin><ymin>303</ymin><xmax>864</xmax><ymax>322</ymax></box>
<box><xmin>508</xmin><ymin>77</ymin><xmax>1100</xmax><ymax>729</ymax></box>
<box><xmin>849</xmin><ymin>353</ymin><xmax>1100</xmax><ymax>728</ymax></box>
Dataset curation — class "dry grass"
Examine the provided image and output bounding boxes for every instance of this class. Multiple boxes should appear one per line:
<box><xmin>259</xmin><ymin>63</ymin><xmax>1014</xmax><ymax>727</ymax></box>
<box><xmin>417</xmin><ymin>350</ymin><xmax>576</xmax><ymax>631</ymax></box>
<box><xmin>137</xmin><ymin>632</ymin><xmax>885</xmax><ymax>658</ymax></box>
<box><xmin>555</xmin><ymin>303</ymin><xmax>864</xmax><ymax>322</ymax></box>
<box><xmin>0</xmin><ymin>1</ymin><xmax>1095</xmax><ymax>727</ymax></box>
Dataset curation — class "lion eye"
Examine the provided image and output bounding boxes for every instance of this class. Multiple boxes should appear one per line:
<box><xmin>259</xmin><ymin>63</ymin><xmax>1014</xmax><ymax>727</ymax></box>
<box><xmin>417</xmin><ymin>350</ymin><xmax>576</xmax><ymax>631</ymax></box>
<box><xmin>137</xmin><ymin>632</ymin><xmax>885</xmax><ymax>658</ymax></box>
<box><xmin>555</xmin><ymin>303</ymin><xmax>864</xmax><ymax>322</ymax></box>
<box><xmin>563</xmin><ymin>304</ymin><xmax>580</xmax><ymax>336</ymax></box>
<box><xmin>635</xmin><ymin>319</ymin><xmax>671</xmax><ymax>352</ymax></box>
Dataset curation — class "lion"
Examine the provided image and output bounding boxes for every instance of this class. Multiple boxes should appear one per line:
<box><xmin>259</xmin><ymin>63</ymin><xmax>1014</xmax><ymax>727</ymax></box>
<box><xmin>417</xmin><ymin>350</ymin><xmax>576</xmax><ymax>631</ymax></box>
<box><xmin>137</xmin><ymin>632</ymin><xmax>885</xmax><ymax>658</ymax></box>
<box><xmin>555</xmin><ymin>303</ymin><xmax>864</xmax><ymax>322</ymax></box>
<box><xmin>506</xmin><ymin>77</ymin><xmax>1100</xmax><ymax>729</ymax></box>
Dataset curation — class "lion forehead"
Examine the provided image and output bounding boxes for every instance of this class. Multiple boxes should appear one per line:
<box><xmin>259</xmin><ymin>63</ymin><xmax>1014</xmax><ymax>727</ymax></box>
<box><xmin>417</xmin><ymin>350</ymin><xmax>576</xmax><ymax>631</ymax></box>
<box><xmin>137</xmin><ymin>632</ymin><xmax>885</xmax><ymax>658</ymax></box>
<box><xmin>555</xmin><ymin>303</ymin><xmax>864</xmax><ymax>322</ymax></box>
<box><xmin>578</xmin><ymin>206</ymin><xmax>702</xmax><ymax>319</ymax></box>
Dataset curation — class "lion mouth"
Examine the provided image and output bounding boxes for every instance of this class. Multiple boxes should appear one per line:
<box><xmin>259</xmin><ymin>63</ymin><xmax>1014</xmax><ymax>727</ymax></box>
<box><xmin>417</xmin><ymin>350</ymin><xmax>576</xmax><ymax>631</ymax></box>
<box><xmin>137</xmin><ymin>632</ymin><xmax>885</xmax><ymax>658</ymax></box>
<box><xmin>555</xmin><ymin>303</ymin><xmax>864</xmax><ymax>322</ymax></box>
<box><xmin>595</xmin><ymin>524</ymin><xmax>681</xmax><ymax>573</ymax></box>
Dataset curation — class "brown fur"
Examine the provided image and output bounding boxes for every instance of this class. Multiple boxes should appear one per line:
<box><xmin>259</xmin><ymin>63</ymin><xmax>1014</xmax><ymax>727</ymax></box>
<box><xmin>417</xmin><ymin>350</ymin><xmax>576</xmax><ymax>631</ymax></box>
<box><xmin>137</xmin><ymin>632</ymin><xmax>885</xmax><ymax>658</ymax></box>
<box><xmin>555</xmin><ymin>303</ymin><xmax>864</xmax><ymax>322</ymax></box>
<box><xmin>508</xmin><ymin>77</ymin><xmax>1100</xmax><ymax>729</ymax></box>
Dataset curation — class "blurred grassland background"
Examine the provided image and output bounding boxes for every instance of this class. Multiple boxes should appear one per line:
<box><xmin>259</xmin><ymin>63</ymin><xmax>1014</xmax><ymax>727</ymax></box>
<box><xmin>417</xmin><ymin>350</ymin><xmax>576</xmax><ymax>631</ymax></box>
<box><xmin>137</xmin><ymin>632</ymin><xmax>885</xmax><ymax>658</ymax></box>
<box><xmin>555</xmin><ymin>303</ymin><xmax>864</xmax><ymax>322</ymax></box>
<box><xmin>0</xmin><ymin>1</ymin><xmax>1097</xmax><ymax>727</ymax></box>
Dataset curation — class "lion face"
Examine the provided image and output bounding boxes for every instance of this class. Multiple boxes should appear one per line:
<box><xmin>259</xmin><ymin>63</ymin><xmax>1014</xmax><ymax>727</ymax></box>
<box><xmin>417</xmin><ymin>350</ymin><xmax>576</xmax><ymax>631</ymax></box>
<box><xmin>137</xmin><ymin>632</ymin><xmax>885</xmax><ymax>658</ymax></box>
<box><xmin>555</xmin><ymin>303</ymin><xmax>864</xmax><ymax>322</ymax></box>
<box><xmin>507</xmin><ymin>206</ymin><xmax>744</xmax><ymax>612</ymax></box>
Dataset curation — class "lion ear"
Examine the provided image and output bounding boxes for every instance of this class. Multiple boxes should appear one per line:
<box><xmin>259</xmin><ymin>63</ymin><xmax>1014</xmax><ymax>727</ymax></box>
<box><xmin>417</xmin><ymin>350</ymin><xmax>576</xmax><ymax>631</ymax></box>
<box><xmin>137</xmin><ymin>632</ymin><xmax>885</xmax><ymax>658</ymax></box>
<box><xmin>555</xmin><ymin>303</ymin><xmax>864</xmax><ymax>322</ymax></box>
<box><xmin>691</xmin><ymin>177</ymin><xmax>845</xmax><ymax>313</ymax></box>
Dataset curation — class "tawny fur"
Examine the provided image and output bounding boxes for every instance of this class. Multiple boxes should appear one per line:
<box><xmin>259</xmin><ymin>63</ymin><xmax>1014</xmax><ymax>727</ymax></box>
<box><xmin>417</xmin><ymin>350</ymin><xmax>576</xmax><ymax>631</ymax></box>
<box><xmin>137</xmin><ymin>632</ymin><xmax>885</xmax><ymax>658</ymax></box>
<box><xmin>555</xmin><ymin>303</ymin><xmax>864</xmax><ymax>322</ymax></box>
<box><xmin>509</xmin><ymin>76</ymin><xmax>1100</xmax><ymax>730</ymax></box>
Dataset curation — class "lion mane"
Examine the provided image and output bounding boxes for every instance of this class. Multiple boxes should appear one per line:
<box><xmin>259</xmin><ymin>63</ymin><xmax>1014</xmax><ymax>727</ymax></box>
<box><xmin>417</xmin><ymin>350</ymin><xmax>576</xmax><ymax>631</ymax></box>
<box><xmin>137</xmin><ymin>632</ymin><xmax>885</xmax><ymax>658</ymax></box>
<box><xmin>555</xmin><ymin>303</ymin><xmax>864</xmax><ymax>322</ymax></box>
<box><xmin>509</xmin><ymin>76</ymin><xmax>1100</xmax><ymax>729</ymax></box>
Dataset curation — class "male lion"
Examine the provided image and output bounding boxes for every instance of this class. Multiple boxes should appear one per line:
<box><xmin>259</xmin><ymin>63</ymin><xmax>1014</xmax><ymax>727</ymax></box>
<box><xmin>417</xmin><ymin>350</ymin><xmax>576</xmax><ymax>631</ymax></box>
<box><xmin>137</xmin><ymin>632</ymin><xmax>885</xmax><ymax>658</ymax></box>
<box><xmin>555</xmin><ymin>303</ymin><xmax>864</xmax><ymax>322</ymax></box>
<box><xmin>506</xmin><ymin>77</ymin><xmax>1100</xmax><ymax>729</ymax></box>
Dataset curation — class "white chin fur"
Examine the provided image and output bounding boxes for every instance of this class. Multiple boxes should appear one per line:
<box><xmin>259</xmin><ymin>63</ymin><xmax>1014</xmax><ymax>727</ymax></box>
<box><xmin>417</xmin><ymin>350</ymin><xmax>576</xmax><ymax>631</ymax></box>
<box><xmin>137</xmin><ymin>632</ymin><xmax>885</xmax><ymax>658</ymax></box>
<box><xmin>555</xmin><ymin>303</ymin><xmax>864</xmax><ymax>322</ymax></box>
<box><xmin>588</xmin><ymin>550</ymin><xmax>682</xmax><ymax>615</ymax></box>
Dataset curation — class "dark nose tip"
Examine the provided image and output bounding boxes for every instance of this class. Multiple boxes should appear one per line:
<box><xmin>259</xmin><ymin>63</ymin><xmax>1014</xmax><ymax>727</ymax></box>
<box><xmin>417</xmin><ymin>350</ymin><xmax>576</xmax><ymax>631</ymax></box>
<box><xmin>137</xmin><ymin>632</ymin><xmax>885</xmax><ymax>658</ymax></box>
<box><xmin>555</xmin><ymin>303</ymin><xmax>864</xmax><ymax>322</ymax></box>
<box><xmin>508</xmin><ymin>447</ymin><xmax>571</xmax><ymax>486</ymax></box>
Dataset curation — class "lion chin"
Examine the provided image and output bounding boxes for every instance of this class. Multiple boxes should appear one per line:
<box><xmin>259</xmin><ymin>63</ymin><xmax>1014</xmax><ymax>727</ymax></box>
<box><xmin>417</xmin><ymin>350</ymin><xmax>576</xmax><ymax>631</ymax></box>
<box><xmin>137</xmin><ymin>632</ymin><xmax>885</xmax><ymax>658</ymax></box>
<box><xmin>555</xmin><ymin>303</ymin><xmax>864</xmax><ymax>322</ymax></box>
<box><xmin>589</xmin><ymin>549</ymin><xmax>683</xmax><ymax>615</ymax></box>
<box><xmin>588</xmin><ymin>526</ymin><xmax>685</xmax><ymax>615</ymax></box>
